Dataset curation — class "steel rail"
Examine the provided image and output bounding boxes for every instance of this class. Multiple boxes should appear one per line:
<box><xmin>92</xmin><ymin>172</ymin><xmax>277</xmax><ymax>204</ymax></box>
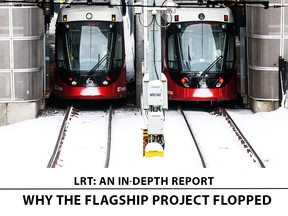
<box><xmin>216</xmin><ymin>107</ymin><xmax>266</xmax><ymax>168</ymax></box>
<box><xmin>47</xmin><ymin>106</ymin><xmax>74</xmax><ymax>168</ymax></box>
<box><xmin>104</xmin><ymin>105</ymin><xmax>113</xmax><ymax>168</ymax></box>
<box><xmin>179</xmin><ymin>107</ymin><xmax>207</xmax><ymax>168</ymax></box>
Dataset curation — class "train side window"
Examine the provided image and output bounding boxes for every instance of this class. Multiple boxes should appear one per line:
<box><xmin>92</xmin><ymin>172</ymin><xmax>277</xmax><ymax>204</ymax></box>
<box><xmin>112</xmin><ymin>33</ymin><xmax>123</xmax><ymax>69</ymax></box>
<box><xmin>56</xmin><ymin>32</ymin><xmax>66</xmax><ymax>69</ymax></box>
<box><xmin>167</xmin><ymin>34</ymin><xmax>178</xmax><ymax>70</ymax></box>
<box><xmin>225</xmin><ymin>35</ymin><xmax>235</xmax><ymax>70</ymax></box>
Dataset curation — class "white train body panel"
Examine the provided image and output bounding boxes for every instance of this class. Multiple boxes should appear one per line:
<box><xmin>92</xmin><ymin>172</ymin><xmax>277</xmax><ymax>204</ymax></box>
<box><xmin>57</xmin><ymin>5</ymin><xmax>123</xmax><ymax>23</ymax></box>
<box><xmin>169</xmin><ymin>7</ymin><xmax>234</xmax><ymax>23</ymax></box>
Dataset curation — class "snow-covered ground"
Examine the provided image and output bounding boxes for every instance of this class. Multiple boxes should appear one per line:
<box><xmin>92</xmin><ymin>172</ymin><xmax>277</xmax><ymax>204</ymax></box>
<box><xmin>0</xmin><ymin>105</ymin><xmax>287</xmax><ymax>169</ymax></box>
<box><xmin>228</xmin><ymin>107</ymin><xmax>288</xmax><ymax>167</ymax></box>
<box><xmin>1</xmin><ymin>105</ymin><xmax>288</xmax><ymax>216</ymax></box>
<box><xmin>57</xmin><ymin>110</ymin><xmax>109</xmax><ymax>168</ymax></box>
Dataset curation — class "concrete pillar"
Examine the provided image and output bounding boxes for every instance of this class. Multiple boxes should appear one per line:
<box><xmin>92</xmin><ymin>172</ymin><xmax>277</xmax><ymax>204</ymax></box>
<box><xmin>0</xmin><ymin>104</ymin><xmax>8</xmax><ymax>126</ymax></box>
<box><xmin>252</xmin><ymin>100</ymin><xmax>279</xmax><ymax>112</ymax></box>
<box><xmin>0</xmin><ymin>102</ymin><xmax>40</xmax><ymax>126</ymax></box>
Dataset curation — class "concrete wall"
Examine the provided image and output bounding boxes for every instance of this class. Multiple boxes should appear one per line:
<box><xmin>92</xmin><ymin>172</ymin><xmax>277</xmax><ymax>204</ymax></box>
<box><xmin>0</xmin><ymin>102</ymin><xmax>40</xmax><ymax>126</ymax></box>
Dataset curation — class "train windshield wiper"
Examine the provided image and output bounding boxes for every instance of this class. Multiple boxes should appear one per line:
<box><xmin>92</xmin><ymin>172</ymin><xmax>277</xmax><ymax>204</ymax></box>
<box><xmin>88</xmin><ymin>54</ymin><xmax>109</xmax><ymax>75</ymax></box>
<box><xmin>201</xmin><ymin>55</ymin><xmax>223</xmax><ymax>77</ymax></box>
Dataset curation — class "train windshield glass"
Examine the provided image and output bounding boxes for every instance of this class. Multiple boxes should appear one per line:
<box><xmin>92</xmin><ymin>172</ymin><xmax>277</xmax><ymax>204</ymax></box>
<box><xmin>168</xmin><ymin>23</ymin><xmax>234</xmax><ymax>73</ymax></box>
<box><xmin>63</xmin><ymin>22</ymin><xmax>122</xmax><ymax>72</ymax></box>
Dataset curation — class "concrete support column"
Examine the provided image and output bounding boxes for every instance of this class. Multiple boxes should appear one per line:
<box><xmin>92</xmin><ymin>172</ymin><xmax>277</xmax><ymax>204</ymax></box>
<box><xmin>0</xmin><ymin>102</ymin><xmax>40</xmax><ymax>126</ymax></box>
<box><xmin>252</xmin><ymin>100</ymin><xmax>279</xmax><ymax>112</ymax></box>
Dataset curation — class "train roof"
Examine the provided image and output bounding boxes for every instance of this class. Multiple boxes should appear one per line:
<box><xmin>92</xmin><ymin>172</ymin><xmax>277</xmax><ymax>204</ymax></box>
<box><xmin>57</xmin><ymin>4</ymin><xmax>123</xmax><ymax>23</ymax></box>
<box><xmin>168</xmin><ymin>7</ymin><xmax>234</xmax><ymax>23</ymax></box>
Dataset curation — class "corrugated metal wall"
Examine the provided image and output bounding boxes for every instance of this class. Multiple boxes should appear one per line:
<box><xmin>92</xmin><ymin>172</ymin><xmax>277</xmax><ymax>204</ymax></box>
<box><xmin>247</xmin><ymin>0</ymin><xmax>288</xmax><ymax>101</ymax></box>
<box><xmin>0</xmin><ymin>4</ymin><xmax>44</xmax><ymax>102</ymax></box>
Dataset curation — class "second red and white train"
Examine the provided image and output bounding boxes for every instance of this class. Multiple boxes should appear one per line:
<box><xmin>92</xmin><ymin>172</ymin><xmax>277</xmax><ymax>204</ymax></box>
<box><xmin>162</xmin><ymin>3</ymin><xmax>238</xmax><ymax>102</ymax></box>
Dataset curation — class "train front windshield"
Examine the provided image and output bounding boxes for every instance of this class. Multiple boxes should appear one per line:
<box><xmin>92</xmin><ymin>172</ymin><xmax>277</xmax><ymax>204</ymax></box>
<box><xmin>56</xmin><ymin>21</ymin><xmax>123</xmax><ymax>74</ymax></box>
<box><xmin>167</xmin><ymin>22</ymin><xmax>234</xmax><ymax>74</ymax></box>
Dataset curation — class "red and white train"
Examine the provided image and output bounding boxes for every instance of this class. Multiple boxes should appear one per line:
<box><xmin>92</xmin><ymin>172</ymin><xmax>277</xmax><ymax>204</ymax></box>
<box><xmin>54</xmin><ymin>0</ymin><xmax>128</xmax><ymax>99</ymax></box>
<box><xmin>162</xmin><ymin>4</ymin><xmax>238</xmax><ymax>102</ymax></box>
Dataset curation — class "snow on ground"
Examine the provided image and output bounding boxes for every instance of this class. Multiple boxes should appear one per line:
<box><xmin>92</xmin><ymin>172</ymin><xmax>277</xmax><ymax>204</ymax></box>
<box><xmin>185</xmin><ymin>110</ymin><xmax>260</xmax><ymax>168</ymax></box>
<box><xmin>109</xmin><ymin>109</ymin><xmax>204</xmax><ymax>169</ymax></box>
<box><xmin>227</xmin><ymin>107</ymin><xmax>288</xmax><ymax>167</ymax></box>
<box><xmin>57</xmin><ymin>111</ymin><xmax>109</xmax><ymax>168</ymax></box>
<box><xmin>0</xmin><ymin>112</ymin><xmax>63</xmax><ymax>168</ymax></box>
<box><xmin>0</xmin><ymin>105</ymin><xmax>287</xmax><ymax>169</ymax></box>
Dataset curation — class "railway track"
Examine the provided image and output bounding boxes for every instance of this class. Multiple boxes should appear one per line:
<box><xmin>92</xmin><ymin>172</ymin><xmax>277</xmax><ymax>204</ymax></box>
<box><xmin>213</xmin><ymin>107</ymin><xmax>266</xmax><ymax>168</ymax></box>
<box><xmin>47</xmin><ymin>105</ymin><xmax>113</xmax><ymax>168</ymax></box>
<box><xmin>179</xmin><ymin>108</ymin><xmax>207</xmax><ymax>168</ymax></box>
<box><xmin>178</xmin><ymin>106</ymin><xmax>265</xmax><ymax>168</ymax></box>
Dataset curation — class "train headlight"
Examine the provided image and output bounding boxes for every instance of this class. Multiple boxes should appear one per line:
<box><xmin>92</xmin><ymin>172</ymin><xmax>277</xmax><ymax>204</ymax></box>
<box><xmin>181</xmin><ymin>77</ymin><xmax>189</xmax><ymax>87</ymax></box>
<box><xmin>102</xmin><ymin>77</ymin><xmax>111</xmax><ymax>86</ymax></box>
<box><xmin>69</xmin><ymin>77</ymin><xmax>77</xmax><ymax>86</ymax></box>
<box><xmin>216</xmin><ymin>77</ymin><xmax>224</xmax><ymax>88</ymax></box>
